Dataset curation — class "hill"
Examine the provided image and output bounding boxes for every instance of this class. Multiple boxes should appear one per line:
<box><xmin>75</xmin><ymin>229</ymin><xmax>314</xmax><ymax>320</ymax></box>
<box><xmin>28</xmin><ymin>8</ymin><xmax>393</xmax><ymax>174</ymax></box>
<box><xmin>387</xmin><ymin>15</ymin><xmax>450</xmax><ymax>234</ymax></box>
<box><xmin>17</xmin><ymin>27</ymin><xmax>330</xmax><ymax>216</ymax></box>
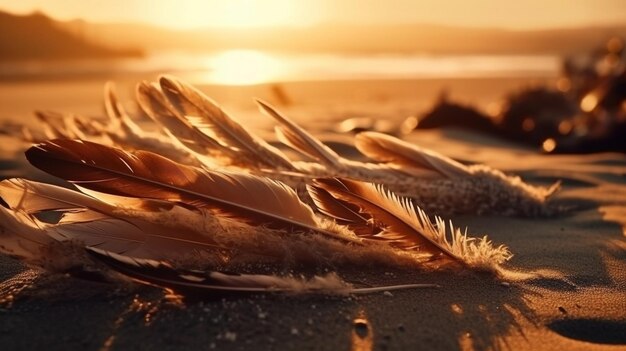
<box><xmin>0</xmin><ymin>11</ymin><xmax>142</xmax><ymax>61</ymax></box>
<box><xmin>63</xmin><ymin>21</ymin><xmax>626</xmax><ymax>55</ymax></box>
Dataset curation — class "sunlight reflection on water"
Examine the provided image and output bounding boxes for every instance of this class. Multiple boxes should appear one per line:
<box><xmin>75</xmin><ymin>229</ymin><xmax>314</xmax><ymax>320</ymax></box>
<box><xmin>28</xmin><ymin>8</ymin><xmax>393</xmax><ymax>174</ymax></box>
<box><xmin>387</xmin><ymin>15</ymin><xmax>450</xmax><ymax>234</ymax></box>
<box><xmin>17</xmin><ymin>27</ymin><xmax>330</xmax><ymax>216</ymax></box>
<box><xmin>186</xmin><ymin>50</ymin><xmax>559</xmax><ymax>86</ymax></box>
<box><xmin>198</xmin><ymin>50</ymin><xmax>287</xmax><ymax>85</ymax></box>
<box><xmin>0</xmin><ymin>49</ymin><xmax>559</xmax><ymax>86</ymax></box>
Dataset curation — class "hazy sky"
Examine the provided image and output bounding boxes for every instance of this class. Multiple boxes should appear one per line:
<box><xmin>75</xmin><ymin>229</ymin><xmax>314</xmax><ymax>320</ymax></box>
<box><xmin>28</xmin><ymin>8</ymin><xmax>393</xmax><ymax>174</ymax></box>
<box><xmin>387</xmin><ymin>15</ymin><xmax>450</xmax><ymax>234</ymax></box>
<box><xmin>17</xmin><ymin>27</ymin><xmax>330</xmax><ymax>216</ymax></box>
<box><xmin>1</xmin><ymin>0</ymin><xmax>625</xmax><ymax>29</ymax></box>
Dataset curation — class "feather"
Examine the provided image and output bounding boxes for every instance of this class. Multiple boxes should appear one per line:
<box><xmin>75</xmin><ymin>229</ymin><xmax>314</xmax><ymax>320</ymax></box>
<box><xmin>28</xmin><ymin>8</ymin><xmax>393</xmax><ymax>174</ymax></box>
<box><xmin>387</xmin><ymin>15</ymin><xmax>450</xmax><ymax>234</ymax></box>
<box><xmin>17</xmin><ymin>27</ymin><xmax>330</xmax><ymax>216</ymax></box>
<box><xmin>309</xmin><ymin>178</ymin><xmax>512</xmax><ymax>269</ymax></box>
<box><xmin>61</xmin><ymin>114</ymin><xmax>88</xmax><ymax>140</ymax></box>
<box><xmin>25</xmin><ymin>139</ymin><xmax>359</xmax><ymax>244</ymax></box>
<box><xmin>256</xmin><ymin>99</ymin><xmax>343</xmax><ymax>168</ymax></box>
<box><xmin>0</xmin><ymin>178</ymin><xmax>226</xmax><ymax>258</ymax></box>
<box><xmin>87</xmin><ymin>247</ymin><xmax>439</xmax><ymax>294</ymax></box>
<box><xmin>29</xmin><ymin>111</ymin><xmax>108</xmax><ymax>144</ymax></box>
<box><xmin>0</xmin><ymin>205</ymin><xmax>53</xmax><ymax>260</ymax></box>
<box><xmin>87</xmin><ymin>247</ymin><xmax>351</xmax><ymax>293</ymax></box>
<box><xmin>306</xmin><ymin>182</ymin><xmax>380</xmax><ymax>237</ymax></box>
<box><xmin>159</xmin><ymin>75</ymin><xmax>295</xmax><ymax>170</ymax></box>
<box><xmin>135</xmin><ymin>81</ymin><xmax>235</xmax><ymax>169</ymax></box>
<box><xmin>103</xmin><ymin>130</ymin><xmax>205</xmax><ymax>168</ymax></box>
<box><xmin>309</xmin><ymin>178</ymin><xmax>447</xmax><ymax>253</ymax></box>
<box><xmin>103</xmin><ymin>82</ymin><xmax>185</xmax><ymax>158</ymax></box>
<box><xmin>136</xmin><ymin>81</ymin><xmax>227</xmax><ymax>155</ymax></box>
<box><xmin>35</xmin><ymin>110</ymin><xmax>73</xmax><ymax>139</ymax></box>
<box><xmin>104</xmin><ymin>81</ymin><xmax>143</xmax><ymax>137</ymax></box>
<box><xmin>0</xmin><ymin>178</ymin><xmax>111</xmax><ymax>214</ymax></box>
<box><xmin>0</xmin><ymin>202</ymin><xmax>193</xmax><ymax>266</ymax></box>
<box><xmin>354</xmin><ymin>132</ymin><xmax>471</xmax><ymax>178</ymax></box>
<box><xmin>21</xmin><ymin>125</ymin><xmax>35</xmax><ymax>142</ymax></box>
<box><xmin>68</xmin><ymin>114</ymin><xmax>101</xmax><ymax>135</ymax></box>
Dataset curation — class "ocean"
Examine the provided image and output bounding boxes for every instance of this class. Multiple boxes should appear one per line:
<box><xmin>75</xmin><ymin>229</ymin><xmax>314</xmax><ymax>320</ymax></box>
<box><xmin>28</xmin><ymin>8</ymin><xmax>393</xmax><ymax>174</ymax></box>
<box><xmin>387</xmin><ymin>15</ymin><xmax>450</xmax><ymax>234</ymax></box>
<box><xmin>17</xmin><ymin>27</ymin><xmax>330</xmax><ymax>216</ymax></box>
<box><xmin>0</xmin><ymin>50</ymin><xmax>559</xmax><ymax>85</ymax></box>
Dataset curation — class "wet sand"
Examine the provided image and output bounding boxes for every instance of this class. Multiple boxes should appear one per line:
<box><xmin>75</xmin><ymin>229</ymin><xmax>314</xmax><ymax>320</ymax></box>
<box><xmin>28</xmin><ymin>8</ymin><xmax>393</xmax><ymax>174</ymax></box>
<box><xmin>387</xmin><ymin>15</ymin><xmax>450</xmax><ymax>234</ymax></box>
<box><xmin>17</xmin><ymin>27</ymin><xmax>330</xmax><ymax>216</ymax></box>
<box><xmin>0</xmin><ymin>78</ymin><xmax>625</xmax><ymax>350</ymax></box>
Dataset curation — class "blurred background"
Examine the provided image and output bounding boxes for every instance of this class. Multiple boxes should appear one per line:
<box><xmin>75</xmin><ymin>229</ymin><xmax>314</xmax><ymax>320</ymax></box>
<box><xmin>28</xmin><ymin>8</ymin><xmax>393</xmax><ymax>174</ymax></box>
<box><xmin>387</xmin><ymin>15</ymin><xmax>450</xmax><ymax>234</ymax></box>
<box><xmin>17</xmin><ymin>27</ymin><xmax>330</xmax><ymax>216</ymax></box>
<box><xmin>0</xmin><ymin>0</ymin><xmax>625</xmax><ymax>153</ymax></box>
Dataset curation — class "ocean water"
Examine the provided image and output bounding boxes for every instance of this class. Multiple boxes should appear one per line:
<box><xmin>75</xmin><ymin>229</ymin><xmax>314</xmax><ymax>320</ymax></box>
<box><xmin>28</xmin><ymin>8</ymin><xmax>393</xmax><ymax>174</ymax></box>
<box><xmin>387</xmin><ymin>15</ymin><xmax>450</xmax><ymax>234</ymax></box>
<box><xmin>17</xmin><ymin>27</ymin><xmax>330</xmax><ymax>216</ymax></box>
<box><xmin>0</xmin><ymin>50</ymin><xmax>560</xmax><ymax>85</ymax></box>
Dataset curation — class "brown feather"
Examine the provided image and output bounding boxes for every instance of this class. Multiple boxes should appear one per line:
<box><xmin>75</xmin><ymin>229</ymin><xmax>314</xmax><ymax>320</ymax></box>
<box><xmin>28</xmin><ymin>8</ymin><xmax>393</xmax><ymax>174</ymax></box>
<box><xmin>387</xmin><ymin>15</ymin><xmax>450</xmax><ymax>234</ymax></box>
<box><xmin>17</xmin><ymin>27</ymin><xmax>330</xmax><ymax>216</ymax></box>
<box><xmin>136</xmin><ymin>81</ymin><xmax>232</xmax><ymax>156</ymax></box>
<box><xmin>35</xmin><ymin>111</ymin><xmax>73</xmax><ymax>139</ymax></box>
<box><xmin>0</xmin><ymin>178</ymin><xmax>226</xmax><ymax>258</ymax></box>
<box><xmin>256</xmin><ymin>99</ymin><xmax>343</xmax><ymax>168</ymax></box>
<box><xmin>87</xmin><ymin>247</ymin><xmax>356</xmax><ymax>294</ymax></box>
<box><xmin>104</xmin><ymin>82</ymin><xmax>140</xmax><ymax>134</ymax></box>
<box><xmin>159</xmin><ymin>75</ymin><xmax>295</xmax><ymax>170</ymax></box>
<box><xmin>306</xmin><ymin>181</ymin><xmax>380</xmax><ymax>236</ymax></box>
<box><xmin>309</xmin><ymin>177</ymin><xmax>461</xmax><ymax>262</ymax></box>
<box><xmin>354</xmin><ymin>132</ymin><xmax>471</xmax><ymax>178</ymax></box>
<box><xmin>0</xmin><ymin>178</ymin><xmax>110</xmax><ymax>214</ymax></box>
<box><xmin>25</xmin><ymin>140</ymin><xmax>358</xmax><ymax>244</ymax></box>
<box><xmin>88</xmin><ymin>248</ymin><xmax>438</xmax><ymax>294</ymax></box>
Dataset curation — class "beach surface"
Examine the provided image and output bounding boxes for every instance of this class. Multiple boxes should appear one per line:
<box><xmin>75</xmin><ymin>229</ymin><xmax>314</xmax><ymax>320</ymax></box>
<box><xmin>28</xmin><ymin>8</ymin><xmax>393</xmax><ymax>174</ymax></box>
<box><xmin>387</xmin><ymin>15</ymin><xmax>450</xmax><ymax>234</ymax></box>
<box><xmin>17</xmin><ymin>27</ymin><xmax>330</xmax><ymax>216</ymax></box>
<box><xmin>0</xmin><ymin>78</ymin><xmax>625</xmax><ymax>351</ymax></box>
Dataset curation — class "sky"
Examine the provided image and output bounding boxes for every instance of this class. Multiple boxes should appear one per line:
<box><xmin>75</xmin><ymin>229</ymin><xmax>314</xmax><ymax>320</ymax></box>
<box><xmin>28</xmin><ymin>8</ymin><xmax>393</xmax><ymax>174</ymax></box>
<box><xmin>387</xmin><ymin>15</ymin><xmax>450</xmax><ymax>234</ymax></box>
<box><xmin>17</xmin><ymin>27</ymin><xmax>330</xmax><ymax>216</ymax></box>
<box><xmin>1</xmin><ymin>0</ymin><xmax>626</xmax><ymax>30</ymax></box>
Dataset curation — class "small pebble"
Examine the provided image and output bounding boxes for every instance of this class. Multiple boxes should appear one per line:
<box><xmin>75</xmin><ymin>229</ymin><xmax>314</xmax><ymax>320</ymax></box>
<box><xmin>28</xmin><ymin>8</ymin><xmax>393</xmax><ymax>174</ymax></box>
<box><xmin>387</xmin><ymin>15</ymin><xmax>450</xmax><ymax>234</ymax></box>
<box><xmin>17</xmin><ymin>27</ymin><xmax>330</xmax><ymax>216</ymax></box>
<box><xmin>383</xmin><ymin>291</ymin><xmax>393</xmax><ymax>297</ymax></box>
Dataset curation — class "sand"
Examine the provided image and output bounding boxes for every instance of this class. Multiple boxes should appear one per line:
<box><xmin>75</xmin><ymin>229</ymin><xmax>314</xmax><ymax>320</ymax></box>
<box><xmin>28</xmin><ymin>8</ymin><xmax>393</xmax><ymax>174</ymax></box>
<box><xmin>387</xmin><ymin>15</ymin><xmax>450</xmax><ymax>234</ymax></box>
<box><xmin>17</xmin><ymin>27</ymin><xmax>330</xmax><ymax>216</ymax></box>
<box><xmin>0</xmin><ymin>78</ymin><xmax>625</xmax><ymax>350</ymax></box>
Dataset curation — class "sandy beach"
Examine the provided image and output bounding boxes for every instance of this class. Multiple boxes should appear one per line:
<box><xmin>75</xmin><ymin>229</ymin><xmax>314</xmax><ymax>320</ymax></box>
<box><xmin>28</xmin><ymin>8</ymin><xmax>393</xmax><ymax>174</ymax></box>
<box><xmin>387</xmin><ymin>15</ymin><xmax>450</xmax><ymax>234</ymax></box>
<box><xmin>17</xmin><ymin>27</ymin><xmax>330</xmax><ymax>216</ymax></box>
<box><xmin>0</xmin><ymin>78</ymin><xmax>625</xmax><ymax>351</ymax></box>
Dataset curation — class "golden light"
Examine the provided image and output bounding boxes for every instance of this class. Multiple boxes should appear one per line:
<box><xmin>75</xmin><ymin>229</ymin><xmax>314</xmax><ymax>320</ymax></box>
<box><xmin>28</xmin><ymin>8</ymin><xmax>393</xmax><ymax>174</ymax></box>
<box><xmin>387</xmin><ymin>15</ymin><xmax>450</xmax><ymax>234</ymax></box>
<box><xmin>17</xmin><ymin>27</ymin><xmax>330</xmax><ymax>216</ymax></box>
<box><xmin>202</xmin><ymin>50</ymin><xmax>286</xmax><ymax>85</ymax></box>
<box><xmin>580</xmin><ymin>93</ymin><xmax>598</xmax><ymax>112</ymax></box>
<box><xmin>542</xmin><ymin>138</ymin><xmax>556</xmax><ymax>152</ymax></box>
<box><xmin>174</xmin><ymin>0</ymin><xmax>304</xmax><ymax>28</ymax></box>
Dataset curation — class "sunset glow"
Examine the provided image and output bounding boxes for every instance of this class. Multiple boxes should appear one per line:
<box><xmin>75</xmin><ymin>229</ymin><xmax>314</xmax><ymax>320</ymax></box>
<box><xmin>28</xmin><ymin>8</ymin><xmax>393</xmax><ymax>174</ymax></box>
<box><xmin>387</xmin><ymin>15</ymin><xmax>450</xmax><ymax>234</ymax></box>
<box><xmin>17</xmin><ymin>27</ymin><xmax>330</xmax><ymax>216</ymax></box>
<box><xmin>0</xmin><ymin>0</ymin><xmax>314</xmax><ymax>29</ymax></box>
<box><xmin>163</xmin><ymin>0</ymin><xmax>306</xmax><ymax>28</ymax></box>
<box><xmin>202</xmin><ymin>50</ymin><xmax>285</xmax><ymax>85</ymax></box>
<box><xmin>1</xmin><ymin>0</ymin><xmax>625</xmax><ymax>29</ymax></box>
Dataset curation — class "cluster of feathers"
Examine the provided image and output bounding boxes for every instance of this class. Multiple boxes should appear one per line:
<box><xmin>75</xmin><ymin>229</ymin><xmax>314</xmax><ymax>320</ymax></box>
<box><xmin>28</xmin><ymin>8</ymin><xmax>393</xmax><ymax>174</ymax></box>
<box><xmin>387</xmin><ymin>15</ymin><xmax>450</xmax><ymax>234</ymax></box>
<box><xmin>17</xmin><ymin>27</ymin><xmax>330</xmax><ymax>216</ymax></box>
<box><xmin>0</xmin><ymin>76</ymin><xmax>558</xmax><ymax>295</ymax></box>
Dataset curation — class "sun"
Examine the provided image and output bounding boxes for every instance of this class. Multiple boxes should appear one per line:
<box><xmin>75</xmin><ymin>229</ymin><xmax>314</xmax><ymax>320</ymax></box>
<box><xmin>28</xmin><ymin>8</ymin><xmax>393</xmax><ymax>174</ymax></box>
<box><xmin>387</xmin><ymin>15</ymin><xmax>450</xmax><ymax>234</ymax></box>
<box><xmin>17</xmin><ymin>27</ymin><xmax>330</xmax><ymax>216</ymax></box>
<box><xmin>201</xmin><ymin>49</ymin><xmax>287</xmax><ymax>85</ymax></box>
<box><xmin>175</xmin><ymin>0</ymin><xmax>305</xmax><ymax>29</ymax></box>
